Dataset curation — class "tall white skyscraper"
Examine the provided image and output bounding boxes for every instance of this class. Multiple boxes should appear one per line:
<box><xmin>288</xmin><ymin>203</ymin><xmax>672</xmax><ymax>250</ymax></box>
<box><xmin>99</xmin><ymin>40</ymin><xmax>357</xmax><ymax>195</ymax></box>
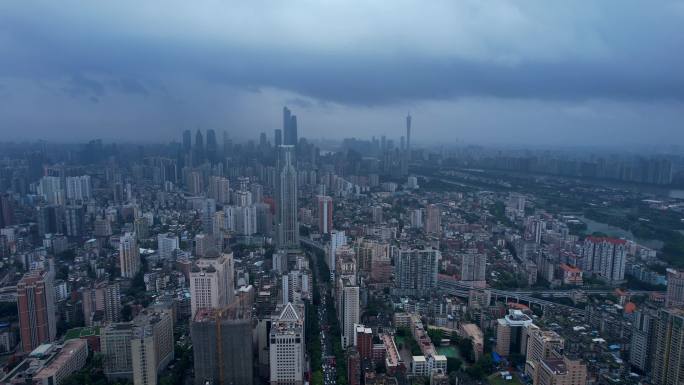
<box><xmin>339</xmin><ymin>282</ymin><xmax>359</xmax><ymax>348</ymax></box>
<box><xmin>119</xmin><ymin>232</ymin><xmax>140</xmax><ymax>279</ymax></box>
<box><xmin>189</xmin><ymin>251</ymin><xmax>235</xmax><ymax>317</ymax></box>
<box><xmin>276</xmin><ymin>145</ymin><xmax>299</xmax><ymax>249</ymax></box>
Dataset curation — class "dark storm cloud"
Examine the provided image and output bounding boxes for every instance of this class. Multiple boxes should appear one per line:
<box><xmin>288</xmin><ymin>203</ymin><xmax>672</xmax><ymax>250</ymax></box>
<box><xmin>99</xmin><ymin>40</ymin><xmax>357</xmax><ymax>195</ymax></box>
<box><xmin>62</xmin><ymin>75</ymin><xmax>106</xmax><ymax>100</ymax></box>
<box><xmin>116</xmin><ymin>78</ymin><xmax>149</xmax><ymax>96</ymax></box>
<box><xmin>1</xmin><ymin>1</ymin><xmax>682</xmax><ymax>105</ymax></box>
<box><xmin>0</xmin><ymin>1</ymin><xmax>682</xmax><ymax>143</ymax></box>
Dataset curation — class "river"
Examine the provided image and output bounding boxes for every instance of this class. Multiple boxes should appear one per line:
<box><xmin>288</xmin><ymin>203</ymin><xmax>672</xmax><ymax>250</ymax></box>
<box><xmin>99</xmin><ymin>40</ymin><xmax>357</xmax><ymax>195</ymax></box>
<box><xmin>579</xmin><ymin>216</ymin><xmax>664</xmax><ymax>250</ymax></box>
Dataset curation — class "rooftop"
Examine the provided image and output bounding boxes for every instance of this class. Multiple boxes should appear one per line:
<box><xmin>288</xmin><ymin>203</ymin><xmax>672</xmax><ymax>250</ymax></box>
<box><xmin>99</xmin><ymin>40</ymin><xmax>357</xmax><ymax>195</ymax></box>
<box><xmin>34</xmin><ymin>339</ymin><xmax>87</xmax><ymax>379</ymax></box>
<box><xmin>541</xmin><ymin>358</ymin><xmax>568</xmax><ymax>375</ymax></box>
<box><xmin>502</xmin><ymin>309</ymin><xmax>533</xmax><ymax>326</ymax></box>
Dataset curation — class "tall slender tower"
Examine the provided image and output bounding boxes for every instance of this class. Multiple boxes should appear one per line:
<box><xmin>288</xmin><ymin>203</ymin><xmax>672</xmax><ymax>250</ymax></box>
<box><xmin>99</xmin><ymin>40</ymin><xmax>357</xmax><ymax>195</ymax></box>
<box><xmin>283</xmin><ymin>107</ymin><xmax>292</xmax><ymax>145</ymax></box>
<box><xmin>206</xmin><ymin>129</ymin><xmax>217</xmax><ymax>163</ymax></box>
<box><xmin>406</xmin><ymin>113</ymin><xmax>412</xmax><ymax>155</ymax></box>
<box><xmin>119</xmin><ymin>232</ymin><xmax>140</xmax><ymax>278</ymax></box>
<box><xmin>276</xmin><ymin>145</ymin><xmax>299</xmax><ymax>249</ymax></box>
<box><xmin>274</xmin><ymin>129</ymin><xmax>283</xmax><ymax>147</ymax></box>
<box><xmin>289</xmin><ymin>115</ymin><xmax>298</xmax><ymax>146</ymax></box>
<box><xmin>282</xmin><ymin>107</ymin><xmax>298</xmax><ymax>146</ymax></box>
<box><xmin>182</xmin><ymin>130</ymin><xmax>192</xmax><ymax>152</ymax></box>
<box><xmin>194</xmin><ymin>130</ymin><xmax>205</xmax><ymax>165</ymax></box>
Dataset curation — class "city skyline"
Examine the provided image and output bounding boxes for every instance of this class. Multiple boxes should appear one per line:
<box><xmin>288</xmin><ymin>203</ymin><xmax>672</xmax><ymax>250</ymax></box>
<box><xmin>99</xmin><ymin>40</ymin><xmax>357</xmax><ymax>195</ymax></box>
<box><xmin>0</xmin><ymin>1</ymin><xmax>683</xmax><ymax>145</ymax></box>
<box><xmin>1</xmin><ymin>3</ymin><xmax>684</xmax><ymax>385</ymax></box>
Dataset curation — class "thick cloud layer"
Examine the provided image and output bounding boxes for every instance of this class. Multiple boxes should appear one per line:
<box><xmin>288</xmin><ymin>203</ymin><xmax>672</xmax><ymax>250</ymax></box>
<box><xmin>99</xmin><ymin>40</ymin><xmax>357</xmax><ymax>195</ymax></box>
<box><xmin>0</xmin><ymin>1</ymin><xmax>683</xmax><ymax>145</ymax></box>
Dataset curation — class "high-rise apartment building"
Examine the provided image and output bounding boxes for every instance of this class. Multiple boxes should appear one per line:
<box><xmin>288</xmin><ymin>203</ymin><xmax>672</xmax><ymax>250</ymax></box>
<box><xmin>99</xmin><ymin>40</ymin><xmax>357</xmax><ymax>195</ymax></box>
<box><xmin>37</xmin><ymin>176</ymin><xmax>64</xmax><ymax>205</ymax></box>
<box><xmin>0</xmin><ymin>193</ymin><xmax>14</xmax><ymax>228</ymax></box>
<box><xmin>251</xmin><ymin>183</ymin><xmax>264</xmax><ymax>204</ymax></box>
<box><xmin>201</xmin><ymin>198</ymin><xmax>217</xmax><ymax>234</ymax></box>
<box><xmin>191</xmin><ymin>306</ymin><xmax>253</xmax><ymax>385</ymax></box>
<box><xmin>208</xmin><ymin>176</ymin><xmax>231</xmax><ymax>205</ymax></box>
<box><xmin>102</xmin><ymin>308</ymin><xmax>174</xmax><ymax>385</ymax></box>
<box><xmin>157</xmin><ymin>233</ymin><xmax>179</xmax><ymax>260</ymax></box>
<box><xmin>233</xmin><ymin>205</ymin><xmax>257</xmax><ymax>235</ymax></box>
<box><xmin>187</xmin><ymin>171</ymin><xmax>203</xmax><ymax>196</ymax></box>
<box><xmin>37</xmin><ymin>205</ymin><xmax>63</xmax><ymax>237</ymax></box>
<box><xmin>629</xmin><ymin>309</ymin><xmax>656</xmax><ymax>373</ymax></box>
<box><xmin>276</xmin><ymin>145</ymin><xmax>299</xmax><ymax>249</ymax></box>
<box><xmin>119</xmin><ymin>232</ymin><xmax>140</xmax><ymax>279</ymax></box>
<box><xmin>665</xmin><ymin>268</ymin><xmax>684</xmax><ymax>307</ymax></box>
<box><xmin>652</xmin><ymin>307</ymin><xmax>684</xmax><ymax>385</ymax></box>
<box><xmin>102</xmin><ymin>323</ymin><xmax>134</xmax><ymax>380</ymax></box>
<box><xmin>355</xmin><ymin>238</ymin><xmax>388</xmax><ymax>273</ymax></box>
<box><xmin>329</xmin><ymin>230</ymin><xmax>347</xmax><ymax>273</ymax></box>
<box><xmin>17</xmin><ymin>269</ymin><xmax>56</xmax><ymax>353</ymax></box>
<box><xmin>338</xmin><ymin>279</ymin><xmax>360</xmax><ymax>348</ymax></box>
<box><xmin>371</xmin><ymin>206</ymin><xmax>383</xmax><ymax>223</ymax></box>
<box><xmin>409</xmin><ymin>209</ymin><xmax>423</xmax><ymax>229</ymax></box>
<box><xmin>394</xmin><ymin>248</ymin><xmax>440</xmax><ymax>296</ymax></box>
<box><xmin>65</xmin><ymin>175</ymin><xmax>92</xmax><ymax>201</ymax></box>
<box><xmin>460</xmin><ymin>250</ymin><xmax>487</xmax><ymax>283</ymax></box>
<box><xmin>347</xmin><ymin>348</ymin><xmax>361</xmax><ymax>385</ymax></box>
<box><xmin>104</xmin><ymin>282</ymin><xmax>122</xmax><ymax>323</ymax></box>
<box><xmin>134</xmin><ymin>217</ymin><xmax>149</xmax><ymax>239</ymax></box>
<box><xmin>316</xmin><ymin>195</ymin><xmax>333</xmax><ymax>234</ymax></box>
<box><xmin>580</xmin><ymin>237</ymin><xmax>627</xmax><ymax>282</ymax></box>
<box><xmin>94</xmin><ymin>216</ymin><xmax>113</xmax><ymax>237</ymax></box>
<box><xmin>189</xmin><ymin>251</ymin><xmax>235</xmax><ymax>317</ymax></box>
<box><xmin>424</xmin><ymin>204</ymin><xmax>441</xmax><ymax>234</ymax></box>
<box><xmin>282</xmin><ymin>270</ymin><xmax>311</xmax><ymax>304</ymax></box>
<box><xmin>256</xmin><ymin>203</ymin><xmax>273</xmax><ymax>236</ymax></box>
<box><xmin>194</xmin><ymin>233</ymin><xmax>214</xmax><ymax>258</ymax></box>
<box><xmin>269</xmin><ymin>302</ymin><xmax>305</xmax><ymax>385</ymax></box>
<box><xmin>64</xmin><ymin>205</ymin><xmax>84</xmax><ymax>237</ymax></box>
<box><xmin>131</xmin><ymin>310</ymin><xmax>174</xmax><ymax>385</ymax></box>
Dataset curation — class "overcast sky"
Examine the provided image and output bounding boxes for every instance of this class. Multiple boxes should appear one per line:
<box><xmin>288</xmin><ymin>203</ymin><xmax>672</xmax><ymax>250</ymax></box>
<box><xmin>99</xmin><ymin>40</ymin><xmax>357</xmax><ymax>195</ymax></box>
<box><xmin>0</xmin><ymin>1</ymin><xmax>683</xmax><ymax>146</ymax></box>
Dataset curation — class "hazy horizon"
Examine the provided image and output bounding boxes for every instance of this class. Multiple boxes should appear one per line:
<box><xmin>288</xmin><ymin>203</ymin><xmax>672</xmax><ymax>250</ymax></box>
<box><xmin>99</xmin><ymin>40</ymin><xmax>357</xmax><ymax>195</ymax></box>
<box><xmin>1</xmin><ymin>1</ymin><xmax>683</xmax><ymax>145</ymax></box>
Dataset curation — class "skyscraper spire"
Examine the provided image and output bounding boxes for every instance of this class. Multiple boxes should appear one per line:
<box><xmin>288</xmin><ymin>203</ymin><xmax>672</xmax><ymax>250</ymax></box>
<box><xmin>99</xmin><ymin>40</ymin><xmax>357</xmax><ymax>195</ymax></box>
<box><xmin>276</xmin><ymin>145</ymin><xmax>299</xmax><ymax>249</ymax></box>
<box><xmin>406</xmin><ymin>112</ymin><xmax>412</xmax><ymax>154</ymax></box>
<box><xmin>283</xmin><ymin>106</ymin><xmax>298</xmax><ymax>146</ymax></box>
